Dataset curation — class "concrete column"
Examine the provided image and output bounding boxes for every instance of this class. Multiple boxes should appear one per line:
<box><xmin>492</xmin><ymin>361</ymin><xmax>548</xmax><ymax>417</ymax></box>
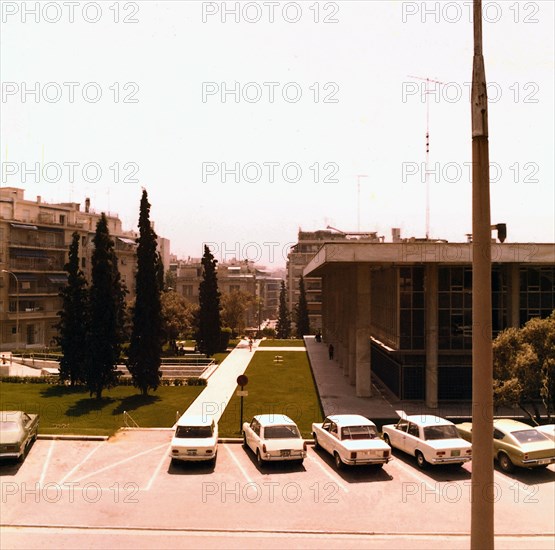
<box><xmin>321</xmin><ymin>274</ymin><xmax>329</xmax><ymax>342</ymax></box>
<box><xmin>348</xmin><ymin>267</ymin><xmax>357</xmax><ymax>385</ymax></box>
<box><xmin>425</xmin><ymin>264</ymin><xmax>438</xmax><ymax>408</ymax></box>
<box><xmin>355</xmin><ymin>264</ymin><xmax>372</xmax><ymax>397</ymax></box>
<box><xmin>507</xmin><ymin>264</ymin><xmax>520</xmax><ymax>328</ymax></box>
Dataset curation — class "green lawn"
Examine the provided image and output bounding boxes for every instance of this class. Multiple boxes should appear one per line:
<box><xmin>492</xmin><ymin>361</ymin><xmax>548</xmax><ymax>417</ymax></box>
<box><xmin>258</xmin><ymin>339</ymin><xmax>305</xmax><ymax>347</ymax></box>
<box><xmin>0</xmin><ymin>384</ymin><xmax>204</xmax><ymax>436</ymax></box>
<box><xmin>218</xmin><ymin>350</ymin><xmax>323</xmax><ymax>438</ymax></box>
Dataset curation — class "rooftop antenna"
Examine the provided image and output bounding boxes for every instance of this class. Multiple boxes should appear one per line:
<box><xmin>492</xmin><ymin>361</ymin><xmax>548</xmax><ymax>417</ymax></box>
<box><xmin>356</xmin><ymin>174</ymin><xmax>368</xmax><ymax>232</ymax></box>
<box><xmin>407</xmin><ymin>75</ymin><xmax>445</xmax><ymax>239</ymax></box>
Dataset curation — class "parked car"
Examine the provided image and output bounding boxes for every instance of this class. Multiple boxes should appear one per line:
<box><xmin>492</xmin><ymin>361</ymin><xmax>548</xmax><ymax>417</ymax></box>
<box><xmin>456</xmin><ymin>419</ymin><xmax>555</xmax><ymax>473</ymax></box>
<box><xmin>312</xmin><ymin>414</ymin><xmax>391</xmax><ymax>469</ymax></box>
<box><xmin>536</xmin><ymin>424</ymin><xmax>555</xmax><ymax>443</ymax></box>
<box><xmin>382</xmin><ymin>412</ymin><xmax>472</xmax><ymax>469</ymax></box>
<box><xmin>170</xmin><ymin>415</ymin><xmax>218</xmax><ymax>464</ymax></box>
<box><xmin>0</xmin><ymin>410</ymin><xmax>39</xmax><ymax>461</ymax></box>
<box><xmin>243</xmin><ymin>414</ymin><xmax>307</xmax><ymax>466</ymax></box>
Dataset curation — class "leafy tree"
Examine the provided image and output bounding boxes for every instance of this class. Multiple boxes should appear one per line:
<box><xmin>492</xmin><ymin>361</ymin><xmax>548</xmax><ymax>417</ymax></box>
<box><xmin>197</xmin><ymin>245</ymin><xmax>222</xmax><ymax>357</ymax></box>
<box><xmin>56</xmin><ymin>232</ymin><xmax>88</xmax><ymax>385</ymax></box>
<box><xmin>221</xmin><ymin>289</ymin><xmax>254</xmax><ymax>336</ymax></box>
<box><xmin>295</xmin><ymin>275</ymin><xmax>311</xmax><ymax>338</ymax></box>
<box><xmin>128</xmin><ymin>190</ymin><xmax>163</xmax><ymax>396</ymax></box>
<box><xmin>276</xmin><ymin>280</ymin><xmax>291</xmax><ymax>339</ymax></box>
<box><xmin>87</xmin><ymin>213</ymin><xmax>127</xmax><ymax>399</ymax></box>
<box><xmin>493</xmin><ymin>311</ymin><xmax>555</xmax><ymax>423</ymax></box>
<box><xmin>161</xmin><ymin>290</ymin><xmax>194</xmax><ymax>350</ymax></box>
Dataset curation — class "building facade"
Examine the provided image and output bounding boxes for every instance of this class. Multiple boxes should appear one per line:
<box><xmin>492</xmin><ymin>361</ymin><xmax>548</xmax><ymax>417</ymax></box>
<box><xmin>0</xmin><ymin>187</ymin><xmax>167</xmax><ymax>350</ymax></box>
<box><xmin>304</xmin><ymin>240</ymin><xmax>555</xmax><ymax>405</ymax></box>
<box><xmin>287</xmin><ymin>229</ymin><xmax>383</xmax><ymax>332</ymax></box>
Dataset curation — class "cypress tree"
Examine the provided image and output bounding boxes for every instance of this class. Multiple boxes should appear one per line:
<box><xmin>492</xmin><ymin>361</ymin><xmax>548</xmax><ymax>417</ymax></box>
<box><xmin>295</xmin><ymin>275</ymin><xmax>311</xmax><ymax>338</ymax></box>
<box><xmin>87</xmin><ymin>213</ymin><xmax>126</xmax><ymax>399</ymax></box>
<box><xmin>197</xmin><ymin>245</ymin><xmax>221</xmax><ymax>357</ymax></box>
<box><xmin>128</xmin><ymin>190</ymin><xmax>162</xmax><ymax>395</ymax></box>
<box><xmin>56</xmin><ymin>232</ymin><xmax>88</xmax><ymax>385</ymax></box>
<box><xmin>276</xmin><ymin>280</ymin><xmax>291</xmax><ymax>339</ymax></box>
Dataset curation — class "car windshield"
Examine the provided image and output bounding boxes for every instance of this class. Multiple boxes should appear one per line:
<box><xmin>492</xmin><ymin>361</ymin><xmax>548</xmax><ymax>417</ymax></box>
<box><xmin>264</xmin><ymin>425</ymin><xmax>301</xmax><ymax>439</ymax></box>
<box><xmin>511</xmin><ymin>429</ymin><xmax>549</xmax><ymax>444</ymax></box>
<box><xmin>341</xmin><ymin>426</ymin><xmax>377</xmax><ymax>440</ymax></box>
<box><xmin>0</xmin><ymin>421</ymin><xmax>18</xmax><ymax>431</ymax></box>
<box><xmin>423</xmin><ymin>425</ymin><xmax>459</xmax><ymax>440</ymax></box>
<box><xmin>175</xmin><ymin>426</ymin><xmax>213</xmax><ymax>438</ymax></box>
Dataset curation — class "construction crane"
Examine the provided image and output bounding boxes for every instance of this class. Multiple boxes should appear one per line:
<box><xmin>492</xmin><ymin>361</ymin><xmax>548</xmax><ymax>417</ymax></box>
<box><xmin>407</xmin><ymin>75</ymin><xmax>445</xmax><ymax>239</ymax></box>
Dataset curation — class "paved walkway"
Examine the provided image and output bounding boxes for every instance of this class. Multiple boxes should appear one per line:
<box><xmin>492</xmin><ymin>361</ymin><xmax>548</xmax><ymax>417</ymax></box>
<box><xmin>181</xmin><ymin>341</ymin><xmax>260</xmax><ymax>424</ymax></box>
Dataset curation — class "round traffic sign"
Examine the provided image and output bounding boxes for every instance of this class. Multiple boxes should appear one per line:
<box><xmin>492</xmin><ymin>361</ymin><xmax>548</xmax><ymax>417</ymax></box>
<box><xmin>237</xmin><ymin>375</ymin><xmax>248</xmax><ymax>387</ymax></box>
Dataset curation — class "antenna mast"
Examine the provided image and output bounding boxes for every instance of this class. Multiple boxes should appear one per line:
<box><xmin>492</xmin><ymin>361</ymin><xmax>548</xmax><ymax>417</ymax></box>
<box><xmin>408</xmin><ymin>75</ymin><xmax>444</xmax><ymax>239</ymax></box>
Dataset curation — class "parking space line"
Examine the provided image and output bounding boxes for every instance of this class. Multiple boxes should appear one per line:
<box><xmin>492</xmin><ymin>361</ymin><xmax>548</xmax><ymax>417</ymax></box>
<box><xmin>71</xmin><ymin>443</ymin><xmax>168</xmax><ymax>485</ymax></box>
<box><xmin>38</xmin><ymin>440</ymin><xmax>55</xmax><ymax>488</ymax></box>
<box><xmin>59</xmin><ymin>442</ymin><xmax>104</xmax><ymax>485</ymax></box>
<box><xmin>224</xmin><ymin>444</ymin><xmax>253</xmax><ymax>484</ymax></box>
<box><xmin>389</xmin><ymin>458</ymin><xmax>440</xmax><ymax>494</ymax></box>
<box><xmin>144</xmin><ymin>443</ymin><xmax>172</xmax><ymax>491</ymax></box>
<box><xmin>306</xmin><ymin>451</ymin><xmax>349</xmax><ymax>493</ymax></box>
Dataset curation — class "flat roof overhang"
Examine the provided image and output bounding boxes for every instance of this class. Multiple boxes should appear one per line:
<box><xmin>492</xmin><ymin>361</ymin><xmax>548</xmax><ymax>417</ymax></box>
<box><xmin>304</xmin><ymin>242</ymin><xmax>555</xmax><ymax>277</ymax></box>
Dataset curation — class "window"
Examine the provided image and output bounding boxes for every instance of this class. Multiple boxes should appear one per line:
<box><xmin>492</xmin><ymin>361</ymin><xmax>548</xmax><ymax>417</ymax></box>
<box><xmin>407</xmin><ymin>423</ymin><xmax>419</xmax><ymax>437</ymax></box>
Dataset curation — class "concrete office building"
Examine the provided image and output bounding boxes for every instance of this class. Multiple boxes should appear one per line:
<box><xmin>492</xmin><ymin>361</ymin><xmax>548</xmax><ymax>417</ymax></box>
<box><xmin>304</xmin><ymin>238</ymin><xmax>555</xmax><ymax>406</ymax></box>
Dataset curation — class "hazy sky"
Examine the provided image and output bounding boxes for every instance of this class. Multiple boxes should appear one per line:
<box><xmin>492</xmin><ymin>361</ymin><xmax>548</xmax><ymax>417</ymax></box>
<box><xmin>2</xmin><ymin>0</ymin><xmax>554</xmax><ymax>267</ymax></box>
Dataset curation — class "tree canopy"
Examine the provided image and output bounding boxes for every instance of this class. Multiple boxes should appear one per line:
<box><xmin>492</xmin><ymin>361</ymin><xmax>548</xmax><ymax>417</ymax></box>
<box><xmin>87</xmin><ymin>213</ymin><xmax>127</xmax><ymax>399</ymax></box>
<box><xmin>295</xmin><ymin>275</ymin><xmax>311</xmax><ymax>338</ymax></box>
<box><xmin>221</xmin><ymin>289</ymin><xmax>254</xmax><ymax>336</ymax></box>
<box><xmin>128</xmin><ymin>190</ymin><xmax>163</xmax><ymax>395</ymax></box>
<box><xmin>276</xmin><ymin>280</ymin><xmax>291</xmax><ymax>339</ymax></box>
<box><xmin>57</xmin><ymin>232</ymin><xmax>88</xmax><ymax>386</ymax></box>
<box><xmin>493</xmin><ymin>311</ymin><xmax>555</xmax><ymax>423</ymax></box>
<box><xmin>197</xmin><ymin>245</ymin><xmax>222</xmax><ymax>356</ymax></box>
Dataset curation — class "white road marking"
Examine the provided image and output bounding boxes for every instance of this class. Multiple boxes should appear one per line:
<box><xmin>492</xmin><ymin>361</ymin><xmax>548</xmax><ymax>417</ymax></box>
<box><xmin>390</xmin><ymin>457</ymin><xmax>440</xmax><ymax>494</ymax></box>
<box><xmin>306</xmin><ymin>450</ymin><xmax>349</xmax><ymax>493</ymax></box>
<box><xmin>59</xmin><ymin>442</ymin><xmax>104</xmax><ymax>485</ymax></box>
<box><xmin>144</xmin><ymin>442</ymin><xmax>172</xmax><ymax>491</ymax></box>
<box><xmin>71</xmin><ymin>443</ymin><xmax>168</xmax><ymax>484</ymax></box>
<box><xmin>38</xmin><ymin>440</ymin><xmax>55</xmax><ymax>488</ymax></box>
<box><xmin>224</xmin><ymin>444</ymin><xmax>253</xmax><ymax>484</ymax></box>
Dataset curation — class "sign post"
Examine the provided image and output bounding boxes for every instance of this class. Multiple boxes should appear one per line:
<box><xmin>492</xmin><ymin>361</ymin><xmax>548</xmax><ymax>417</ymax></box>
<box><xmin>236</xmin><ymin>375</ymin><xmax>249</xmax><ymax>434</ymax></box>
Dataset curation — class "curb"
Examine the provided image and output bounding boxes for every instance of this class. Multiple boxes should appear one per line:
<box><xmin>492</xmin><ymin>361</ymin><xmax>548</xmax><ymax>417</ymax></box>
<box><xmin>38</xmin><ymin>434</ymin><xmax>108</xmax><ymax>441</ymax></box>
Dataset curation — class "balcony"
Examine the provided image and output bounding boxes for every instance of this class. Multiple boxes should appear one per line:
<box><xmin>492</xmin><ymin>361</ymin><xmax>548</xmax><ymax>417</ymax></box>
<box><xmin>9</xmin><ymin>258</ymin><xmax>65</xmax><ymax>272</ymax></box>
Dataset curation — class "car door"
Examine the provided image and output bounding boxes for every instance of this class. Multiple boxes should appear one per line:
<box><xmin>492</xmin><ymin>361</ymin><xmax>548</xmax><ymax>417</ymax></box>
<box><xmin>246</xmin><ymin>419</ymin><xmax>260</xmax><ymax>451</ymax></box>
<box><xmin>404</xmin><ymin>422</ymin><xmax>421</xmax><ymax>456</ymax></box>
<box><xmin>319</xmin><ymin>418</ymin><xmax>334</xmax><ymax>453</ymax></box>
<box><xmin>327</xmin><ymin>422</ymin><xmax>340</xmax><ymax>454</ymax></box>
<box><xmin>391</xmin><ymin>419</ymin><xmax>409</xmax><ymax>451</ymax></box>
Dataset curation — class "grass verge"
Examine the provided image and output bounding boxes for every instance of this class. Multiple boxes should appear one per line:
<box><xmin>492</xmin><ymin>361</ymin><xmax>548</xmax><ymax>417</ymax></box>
<box><xmin>218</xmin><ymin>350</ymin><xmax>323</xmax><ymax>438</ymax></box>
<box><xmin>0</xmin><ymin>383</ymin><xmax>204</xmax><ymax>437</ymax></box>
<box><xmin>258</xmin><ymin>339</ymin><xmax>305</xmax><ymax>347</ymax></box>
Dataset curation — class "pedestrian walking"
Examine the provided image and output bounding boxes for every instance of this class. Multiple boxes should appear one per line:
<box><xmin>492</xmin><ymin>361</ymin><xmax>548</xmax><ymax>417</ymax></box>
<box><xmin>328</xmin><ymin>344</ymin><xmax>334</xmax><ymax>360</ymax></box>
<box><xmin>248</xmin><ymin>338</ymin><xmax>253</xmax><ymax>352</ymax></box>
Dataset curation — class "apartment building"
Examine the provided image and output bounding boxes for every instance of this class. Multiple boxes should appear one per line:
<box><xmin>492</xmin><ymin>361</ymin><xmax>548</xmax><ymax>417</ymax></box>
<box><xmin>286</xmin><ymin>229</ymin><xmax>383</xmax><ymax>331</ymax></box>
<box><xmin>0</xmin><ymin>187</ymin><xmax>167</xmax><ymax>350</ymax></box>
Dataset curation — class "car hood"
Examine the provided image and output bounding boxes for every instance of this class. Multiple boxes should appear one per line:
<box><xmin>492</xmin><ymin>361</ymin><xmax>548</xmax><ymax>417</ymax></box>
<box><xmin>171</xmin><ymin>436</ymin><xmax>217</xmax><ymax>448</ymax></box>
<box><xmin>0</xmin><ymin>431</ymin><xmax>22</xmax><ymax>445</ymax></box>
<box><xmin>426</xmin><ymin>438</ymin><xmax>472</xmax><ymax>450</ymax></box>
<box><xmin>264</xmin><ymin>438</ymin><xmax>305</xmax><ymax>452</ymax></box>
<box><xmin>341</xmin><ymin>439</ymin><xmax>390</xmax><ymax>452</ymax></box>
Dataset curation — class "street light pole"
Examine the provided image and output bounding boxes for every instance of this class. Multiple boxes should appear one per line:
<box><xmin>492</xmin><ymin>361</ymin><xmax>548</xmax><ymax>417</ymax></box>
<box><xmin>2</xmin><ymin>270</ymin><xmax>20</xmax><ymax>350</ymax></box>
<box><xmin>470</xmin><ymin>1</ymin><xmax>494</xmax><ymax>548</ymax></box>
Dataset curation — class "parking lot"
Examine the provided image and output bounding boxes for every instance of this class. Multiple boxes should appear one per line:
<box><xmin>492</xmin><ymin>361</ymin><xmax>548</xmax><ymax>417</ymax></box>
<box><xmin>1</xmin><ymin>430</ymin><xmax>554</xmax><ymax>548</ymax></box>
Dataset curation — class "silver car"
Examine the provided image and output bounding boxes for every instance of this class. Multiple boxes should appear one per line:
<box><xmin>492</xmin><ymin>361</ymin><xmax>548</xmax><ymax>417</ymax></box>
<box><xmin>0</xmin><ymin>410</ymin><xmax>39</xmax><ymax>460</ymax></box>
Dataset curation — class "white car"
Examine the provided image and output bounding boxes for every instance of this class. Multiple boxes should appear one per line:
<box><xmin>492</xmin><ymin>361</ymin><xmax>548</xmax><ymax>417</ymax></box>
<box><xmin>312</xmin><ymin>414</ymin><xmax>391</xmax><ymax>469</ymax></box>
<box><xmin>170</xmin><ymin>415</ymin><xmax>218</xmax><ymax>464</ymax></box>
<box><xmin>382</xmin><ymin>412</ymin><xmax>472</xmax><ymax>469</ymax></box>
<box><xmin>243</xmin><ymin>414</ymin><xmax>307</xmax><ymax>466</ymax></box>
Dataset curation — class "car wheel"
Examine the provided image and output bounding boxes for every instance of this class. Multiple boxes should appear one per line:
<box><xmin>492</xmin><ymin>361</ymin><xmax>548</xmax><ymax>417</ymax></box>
<box><xmin>416</xmin><ymin>451</ymin><xmax>428</xmax><ymax>470</ymax></box>
<box><xmin>313</xmin><ymin>433</ymin><xmax>319</xmax><ymax>449</ymax></box>
<box><xmin>256</xmin><ymin>449</ymin><xmax>264</xmax><ymax>467</ymax></box>
<box><xmin>383</xmin><ymin>434</ymin><xmax>391</xmax><ymax>446</ymax></box>
<box><xmin>334</xmin><ymin>452</ymin><xmax>343</xmax><ymax>470</ymax></box>
<box><xmin>498</xmin><ymin>452</ymin><xmax>514</xmax><ymax>473</ymax></box>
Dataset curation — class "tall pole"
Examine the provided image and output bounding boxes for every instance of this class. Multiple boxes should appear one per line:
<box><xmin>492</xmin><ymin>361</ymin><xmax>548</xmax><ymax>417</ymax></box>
<box><xmin>471</xmin><ymin>1</ymin><xmax>494</xmax><ymax>548</ymax></box>
<box><xmin>2</xmin><ymin>270</ymin><xmax>20</xmax><ymax>350</ymax></box>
